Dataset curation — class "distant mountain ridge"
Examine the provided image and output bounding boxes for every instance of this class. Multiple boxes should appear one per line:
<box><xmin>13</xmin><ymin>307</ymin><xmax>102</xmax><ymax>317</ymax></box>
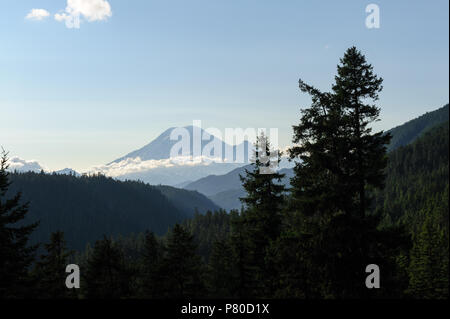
<box><xmin>204</xmin><ymin>168</ymin><xmax>295</xmax><ymax>211</ymax></box>
<box><xmin>184</xmin><ymin>165</ymin><xmax>249</xmax><ymax>197</ymax></box>
<box><xmin>156</xmin><ymin>185</ymin><xmax>221</xmax><ymax>216</ymax></box>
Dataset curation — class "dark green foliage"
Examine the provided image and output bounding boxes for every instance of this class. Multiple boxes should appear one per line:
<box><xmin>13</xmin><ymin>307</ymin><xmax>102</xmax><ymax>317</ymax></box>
<box><xmin>183</xmin><ymin>210</ymin><xmax>231</xmax><ymax>260</ymax></box>
<box><xmin>290</xmin><ymin>46</ymin><xmax>390</xmax><ymax>219</ymax></box>
<box><xmin>8</xmin><ymin>172</ymin><xmax>192</xmax><ymax>250</ymax></box>
<box><xmin>0</xmin><ymin>150</ymin><xmax>38</xmax><ymax>298</ymax></box>
<box><xmin>158</xmin><ymin>224</ymin><xmax>205</xmax><ymax>298</ymax></box>
<box><xmin>376</xmin><ymin>122</ymin><xmax>449</xmax><ymax>228</ymax></box>
<box><xmin>235</xmin><ymin>134</ymin><xmax>287</xmax><ymax>297</ymax></box>
<box><xmin>228</xmin><ymin>209</ymin><xmax>254</xmax><ymax>298</ymax></box>
<box><xmin>32</xmin><ymin>231</ymin><xmax>76</xmax><ymax>299</ymax></box>
<box><xmin>139</xmin><ymin>231</ymin><xmax>163</xmax><ymax>298</ymax></box>
<box><xmin>72</xmin><ymin>212</ymin><xmax>232</xmax><ymax>299</ymax></box>
<box><xmin>84</xmin><ymin>236</ymin><xmax>133</xmax><ymax>299</ymax></box>
<box><xmin>309</xmin><ymin>215</ymin><xmax>409</xmax><ymax>298</ymax></box>
<box><xmin>284</xmin><ymin>47</ymin><xmax>409</xmax><ymax>298</ymax></box>
<box><xmin>374</xmin><ymin>122</ymin><xmax>449</xmax><ymax>298</ymax></box>
<box><xmin>206</xmin><ymin>238</ymin><xmax>236</xmax><ymax>298</ymax></box>
<box><xmin>154</xmin><ymin>185</ymin><xmax>221</xmax><ymax>217</ymax></box>
<box><xmin>407</xmin><ymin>210</ymin><xmax>449</xmax><ymax>298</ymax></box>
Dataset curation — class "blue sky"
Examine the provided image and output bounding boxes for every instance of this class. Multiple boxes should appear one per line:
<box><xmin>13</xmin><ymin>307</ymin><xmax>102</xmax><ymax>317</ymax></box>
<box><xmin>0</xmin><ymin>0</ymin><xmax>448</xmax><ymax>171</ymax></box>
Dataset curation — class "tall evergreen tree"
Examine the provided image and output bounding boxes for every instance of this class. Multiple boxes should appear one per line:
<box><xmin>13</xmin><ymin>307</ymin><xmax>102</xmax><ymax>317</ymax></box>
<box><xmin>228</xmin><ymin>208</ymin><xmax>253</xmax><ymax>298</ymax></box>
<box><xmin>331</xmin><ymin>46</ymin><xmax>391</xmax><ymax>217</ymax></box>
<box><xmin>290</xmin><ymin>46</ymin><xmax>390</xmax><ymax>219</ymax></box>
<box><xmin>159</xmin><ymin>224</ymin><xmax>205</xmax><ymax>298</ymax></box>
<box><xmin>139</xmin><ymin>231</ymin><xmax>163</xmax><ymax>298</ymax></box>
<box><xmin>286</xmin><ymin>47</ymin><xmax>408</xmax><ymax>298</ymax></box>
<box><xmin>238</xmin><ymin>133</ymin><xmax>286</xmax><ymax>297</ymax></box>
<box><xmin>33</xmin><ymin>231</ymin><xmax>75</xmax><ymax>299</ymax></box>
<box><xmin>84</xmin><ymin>236</ymin><xmax>132</xmax><ymax>299</ymax></box>
<box><xmin>206</xmin><ymin>238</ymin><xmax>236</xmax><ymax>298</ymax></box>
<box><xmin>0</xmin><ymin>149</ymin><xmax>38</xmax><ymax>298</ymax></box>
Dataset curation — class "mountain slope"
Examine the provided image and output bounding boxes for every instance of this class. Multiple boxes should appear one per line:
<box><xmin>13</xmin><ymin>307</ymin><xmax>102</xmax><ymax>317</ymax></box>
<box><xmin>208</xmin><ymin>188</ymin><xmax>246</xmax><ymax>211</ymax></box>
<box><xmin>387</xmin><ymin>104</ymin><xmax>448</xmax><ymax>151</ymax></box>
<box><xmin>155</xmin><ymin>185</ymin><xmax>221</xmax><ymax>216</ymax></box>
<box><xmin>185</xmin><ymin>166</ymin><xmax>295</xmax><ymax>210</ymax></box>
<box><xmin>206</xmin><ymin>167</ymin><xmax>295</xmax><ymax>210</ymax></box>
<box><xmin>8</xmin><ymin>172</ymin><xmax>215</xmax><ymax>250</ymax></box>
<box><xmin>375</xmin><ymin>121</ymin><xmax>449</xmax><ymax>228</ymax></box>
<box><xmin>184</xmin><ymin>165</ymin><xmax>249</xmax><ymax>197</ymax></box>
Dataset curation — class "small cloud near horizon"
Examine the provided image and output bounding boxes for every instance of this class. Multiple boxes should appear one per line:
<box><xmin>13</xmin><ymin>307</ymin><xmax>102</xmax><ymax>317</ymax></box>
<box><xmin>8</xmin><ymin>157</ymin><xmax>46</xmax><ymax>173</ymax></box>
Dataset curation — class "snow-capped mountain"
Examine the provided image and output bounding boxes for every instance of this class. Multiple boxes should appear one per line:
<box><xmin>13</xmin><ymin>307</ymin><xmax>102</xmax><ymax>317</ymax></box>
<box><xmin>54</xmin><ymin>168</ymin><xmax>81</xmax><ymax>177</ymax></box>
<box><xmin>110</xmin><ymin>125</ymin><xmax>252</xmax><ymax>164</ymax></box>
<box><xmin>97</xmin><ymin>125</ymin><xmax>254</xmax><ymax>185</ymax></box>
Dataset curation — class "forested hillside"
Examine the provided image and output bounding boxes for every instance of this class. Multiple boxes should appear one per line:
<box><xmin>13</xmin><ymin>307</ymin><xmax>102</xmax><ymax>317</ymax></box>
<box><xmin>154</xmin><ymin>185</ymin><xmax>220</xmax><ymax>217</ymax></box>
<box><xmin>8</xmin><ymin>172</ymin><xmax>216</xmax><ymax>250</ymax></box>
<box><xmin>375</xmin><ymin>121</ymin><xmax>449</xmax><ymax>298</ymax></box>
<box><xmin>387</xmin><ymin>104</ymin><xmax>448</xmax><ymax>151</ymax></box>
<box><xmin>376</xmin><ymin>121</ymin><xmax>449</xmax><ymax>228</ymax></box>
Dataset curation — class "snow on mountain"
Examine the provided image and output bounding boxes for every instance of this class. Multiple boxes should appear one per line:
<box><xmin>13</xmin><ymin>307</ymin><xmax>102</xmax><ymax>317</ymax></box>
<box><xmin>99</xmin><ymin>125</ymin><xmax>255</xmax><ymax>185</ymax></box>
<box><xmin>110</xmin><ymin>126</ymin><xmax>252</xmax><ymax>164</ymax></box>
<box><xmin>54</xmin><ymin>168</ymin><xmax>81</xmax><ymax>177</ymax></box>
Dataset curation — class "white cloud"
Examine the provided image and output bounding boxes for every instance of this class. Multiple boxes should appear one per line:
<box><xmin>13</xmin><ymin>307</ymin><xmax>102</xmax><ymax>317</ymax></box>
<box><xmin>8</xmin><ymin>157</ymin><xmax>46</xmax><ymax>173</ymax></box>
<box><xmin>25</xmin><ymin>9</ymin><xmax>50</xmax><ymax>21</ymax></box>
<box><xmin>89</xmin><ymin>156</ymin><xmax>223</xmax><ymax>178</ymax></box>
<box><xmin>55</xmin><ymin>0</ymin><xmax>112</xmax><ymax>29</ymax></box>
<box><xmin>55</xmin><ymin>12</ymin><xmax>80</xmax><ymax>29</ymax></box>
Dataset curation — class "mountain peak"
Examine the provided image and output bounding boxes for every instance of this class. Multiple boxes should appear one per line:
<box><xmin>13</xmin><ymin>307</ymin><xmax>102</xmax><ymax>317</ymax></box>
<box><xmin>110</xmin><ymin>126</ymin><xmax>251</xmax><ymax>164</ymax></box>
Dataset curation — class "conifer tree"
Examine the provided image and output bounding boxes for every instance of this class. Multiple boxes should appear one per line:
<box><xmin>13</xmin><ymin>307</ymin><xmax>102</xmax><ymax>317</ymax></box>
<box><xmin>159</xmin><ymin>224</ymin><xmax>205</xmax><ymax>298</ymax></box>
<box><xmin>238</xmin><ymin>133</ymin><xmax>286</xmax><ymax>297</ymax></box>
<box><xmin>84</xmin><ymin>236</ymin><xmax>132</xmax><ymax>298</ymax></box>
<box><xmin>0</xmin><ymin>149</ymin><xmax>38</xmax><ymax>298</ymax></box>
<box><xmin>331</xmin><ymin>46</ymin><xmax>391</xmax><ymax>217</ymax></box>
<box><xmin>139</xmin><ymin>231</ymin><xmax>163</xmax><ymax>298</ymax></box>
<box><xmin>228</xmin><ymin>208</ymin><xmax>253</xmax><ymax>298</ymax></box>
<box><xmin>287</xmin><ymin>47</ymin><xmax>408</xmax><ymax>298</ymax></box>
<box><xmin>33</xmin><ymin>231</ymin><xmax>75</xmax><ymax>299</ymax></box>
<box><xmin>206</xmin><ymin>238</ymin><xmax>236</xmax><ymax>298</ymax></box>
<box><xmin>408</xmin><ymin>210</ymin><xmax>449</xmax><ymax>299</ymax></box>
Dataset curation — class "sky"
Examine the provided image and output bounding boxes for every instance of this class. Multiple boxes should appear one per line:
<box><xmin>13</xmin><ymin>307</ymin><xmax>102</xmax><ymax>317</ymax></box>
<box><xmin>0</xmin><ymin>0</ymin><xmax>448</xmax><ymax>171</ymax></box>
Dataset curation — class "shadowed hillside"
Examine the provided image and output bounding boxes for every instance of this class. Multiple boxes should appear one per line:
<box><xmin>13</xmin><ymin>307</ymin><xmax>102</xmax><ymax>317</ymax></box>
<box><xmin>8</xmin><ymin>172</ymin><xmax>217</xmax><ymax>250</ymax></box>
